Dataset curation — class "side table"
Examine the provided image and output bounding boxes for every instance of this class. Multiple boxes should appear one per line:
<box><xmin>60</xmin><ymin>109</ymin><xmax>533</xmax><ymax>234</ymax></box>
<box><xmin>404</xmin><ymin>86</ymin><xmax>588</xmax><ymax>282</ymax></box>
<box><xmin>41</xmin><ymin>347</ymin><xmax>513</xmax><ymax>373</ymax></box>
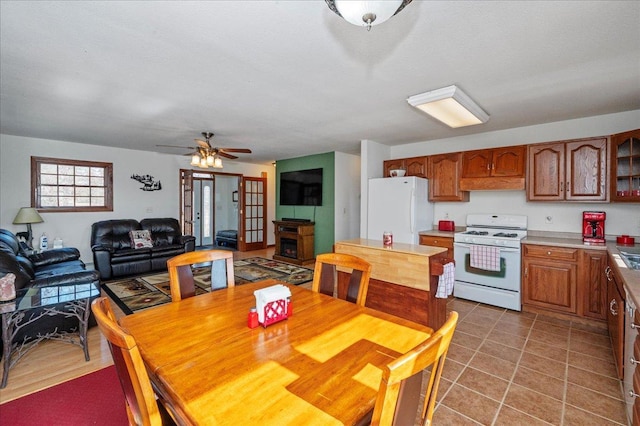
<box><xmin>0</xmin><ymin>282</ymin><xmax>100</xmax><ymax>388</ymax></box>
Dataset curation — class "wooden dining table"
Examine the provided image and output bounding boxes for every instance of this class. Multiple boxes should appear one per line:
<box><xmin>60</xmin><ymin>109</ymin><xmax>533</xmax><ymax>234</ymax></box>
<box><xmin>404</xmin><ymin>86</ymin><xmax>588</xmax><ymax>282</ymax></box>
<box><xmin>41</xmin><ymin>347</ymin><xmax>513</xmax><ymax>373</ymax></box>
<box><xmin>119</xmin><ymin>279</ymin><xmax>433</xmax><ymax>425</ymax></box>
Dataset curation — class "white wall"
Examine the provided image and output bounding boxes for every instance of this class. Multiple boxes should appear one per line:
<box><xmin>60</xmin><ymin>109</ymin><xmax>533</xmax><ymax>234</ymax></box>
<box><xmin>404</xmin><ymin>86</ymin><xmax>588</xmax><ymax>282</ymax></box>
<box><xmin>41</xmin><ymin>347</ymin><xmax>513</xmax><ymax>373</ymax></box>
<box><xmin>0</xmin><ymin>134</ymin><xmax>276</xmax><ymax>265</ymax></box>
<box><xmin>334</xmin><ymin>152</ymin><xmax>361</xmax><ymax>241</ymax></box>
<box><xmin>360</xmin><ymin>110</ymin><xmax>640</xmax><ymax>238</ymax></box>
<box><xmin>359</xmin><ymin>139</ymin><xmax>391</xmax><ymax>238</ymax></box>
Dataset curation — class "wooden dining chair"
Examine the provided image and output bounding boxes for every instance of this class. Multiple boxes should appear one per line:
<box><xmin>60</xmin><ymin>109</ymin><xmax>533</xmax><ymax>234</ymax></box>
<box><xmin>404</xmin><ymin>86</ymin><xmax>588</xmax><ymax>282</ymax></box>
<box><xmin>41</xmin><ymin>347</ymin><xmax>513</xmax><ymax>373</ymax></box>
<box><xmin>312</xmin><ymin>252</ymin><xmax>372</xmax><ymax>306</ymax></box>
<box><xmin>91</xmin><ymin>297</ymin><xmax>176</xmax><ymax>426</ymax></box>
<box><xmin>167</xmin><ymin>249</ymin><xmax>235</xmax><ymax>302</ymax></box>
<box><xmin>370</xmin><ymin>311</ymin><xmax>459</xmax><ymax>426</ymax></box>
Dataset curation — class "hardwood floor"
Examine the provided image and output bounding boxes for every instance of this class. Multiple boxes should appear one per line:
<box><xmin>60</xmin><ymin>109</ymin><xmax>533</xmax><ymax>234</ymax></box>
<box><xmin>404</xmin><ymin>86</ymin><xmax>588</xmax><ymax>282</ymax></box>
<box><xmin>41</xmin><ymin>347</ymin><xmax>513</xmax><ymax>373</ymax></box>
<box><xmin>0</xmin><ymin>247</ymin><xmax>274</xmax><ymax>404</ymax></box>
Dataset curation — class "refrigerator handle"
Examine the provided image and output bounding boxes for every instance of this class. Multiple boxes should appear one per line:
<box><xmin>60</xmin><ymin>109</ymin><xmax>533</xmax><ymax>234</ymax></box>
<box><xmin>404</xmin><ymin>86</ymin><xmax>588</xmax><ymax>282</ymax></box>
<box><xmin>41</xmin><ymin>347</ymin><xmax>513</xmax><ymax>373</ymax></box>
<box><xmin>410</xmin><ymin>187</ymin><xmax>415</xmax><ymax>233</ymax></box>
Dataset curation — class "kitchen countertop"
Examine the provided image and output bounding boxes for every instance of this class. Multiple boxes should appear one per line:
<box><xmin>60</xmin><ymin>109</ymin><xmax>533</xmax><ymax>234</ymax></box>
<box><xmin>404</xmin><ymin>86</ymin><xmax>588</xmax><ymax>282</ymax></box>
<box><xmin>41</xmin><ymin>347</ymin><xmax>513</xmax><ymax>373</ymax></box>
<box><xmin>418</xmin><ymin>227</ymin><xmax>464</xmax><ymax>238</ymax></box>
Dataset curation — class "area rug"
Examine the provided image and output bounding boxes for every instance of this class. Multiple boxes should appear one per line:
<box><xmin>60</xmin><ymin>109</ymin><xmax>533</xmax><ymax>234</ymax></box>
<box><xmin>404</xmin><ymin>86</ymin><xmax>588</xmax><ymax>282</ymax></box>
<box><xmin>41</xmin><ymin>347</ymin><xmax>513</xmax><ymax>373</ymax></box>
<box><xmin>0</xmin><ymin>366</ymin><xmax>128</xmax><ymax>425</ymax></box>
<box><xmin>102</xmin><ymin>257</ymin><xmax>313</xmax><ymax>315</ymax></box>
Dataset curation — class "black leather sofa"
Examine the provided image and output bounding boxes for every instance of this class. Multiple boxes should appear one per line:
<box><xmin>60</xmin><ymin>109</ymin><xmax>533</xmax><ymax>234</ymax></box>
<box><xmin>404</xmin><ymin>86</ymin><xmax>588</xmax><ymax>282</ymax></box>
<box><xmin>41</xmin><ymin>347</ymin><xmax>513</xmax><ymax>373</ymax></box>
<box><xmin>91</xmin><ymin>218</ymin><xmax>196</xmax><ymax>280</ymax></box>
<box><xmin>0</xmin><ymin>229</ymin><xmax>100</xmax><ymax>350</ymax></box>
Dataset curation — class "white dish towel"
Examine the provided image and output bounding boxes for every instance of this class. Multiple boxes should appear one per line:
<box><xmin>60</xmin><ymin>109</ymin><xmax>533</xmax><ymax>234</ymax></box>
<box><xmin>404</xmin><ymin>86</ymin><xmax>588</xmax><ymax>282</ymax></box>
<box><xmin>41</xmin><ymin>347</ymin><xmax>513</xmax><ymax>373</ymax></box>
<box><xmin>436</xmin><ymin>262</ymin><xmax>455</xmax><ymax>299</ymax></box>
<box><xmin>470</xmin><ymin>245</ymin><xmax>501</xmax><ymax>272</ymax></box>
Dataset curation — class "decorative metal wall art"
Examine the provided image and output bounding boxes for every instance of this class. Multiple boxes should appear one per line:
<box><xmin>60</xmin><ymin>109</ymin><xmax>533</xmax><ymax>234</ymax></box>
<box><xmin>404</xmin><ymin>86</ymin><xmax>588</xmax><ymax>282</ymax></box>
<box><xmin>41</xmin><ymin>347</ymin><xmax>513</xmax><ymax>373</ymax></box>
<box><xmin>131</xmin><ymin>174</ymin><xmax>162</xmax><ymax>191</ymax></box>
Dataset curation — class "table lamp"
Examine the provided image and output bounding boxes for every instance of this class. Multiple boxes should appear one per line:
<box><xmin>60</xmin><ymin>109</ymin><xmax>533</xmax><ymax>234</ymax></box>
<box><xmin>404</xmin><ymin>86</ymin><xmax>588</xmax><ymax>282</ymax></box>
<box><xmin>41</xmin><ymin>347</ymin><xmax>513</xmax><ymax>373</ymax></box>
<box><xmin>12</xmin><ymin>207</ymin><xmax>44</xmax><ymax>249</ymax></box>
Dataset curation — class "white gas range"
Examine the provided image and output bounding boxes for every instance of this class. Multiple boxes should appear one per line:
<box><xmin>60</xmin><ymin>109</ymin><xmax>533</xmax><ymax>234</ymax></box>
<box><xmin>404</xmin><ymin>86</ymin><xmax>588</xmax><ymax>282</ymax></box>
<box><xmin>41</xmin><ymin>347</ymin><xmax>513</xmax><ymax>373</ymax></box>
<box><xmin>453</xmin><ymin>214</ymin><xmax>527</xmax><ymax>311</ymax></box>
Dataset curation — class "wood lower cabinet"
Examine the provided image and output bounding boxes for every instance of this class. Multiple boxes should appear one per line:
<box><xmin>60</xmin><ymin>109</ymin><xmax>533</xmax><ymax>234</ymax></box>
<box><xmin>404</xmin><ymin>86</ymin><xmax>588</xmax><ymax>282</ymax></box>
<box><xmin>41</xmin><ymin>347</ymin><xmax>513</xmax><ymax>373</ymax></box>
<box><xmin>383</xmin><ymin>156</ymin><xmax>427</xmax><ymax>178</ymax></box>
<box><xmin>632</xmin><ymin>310</ymin><xmax>640</xmax><ymax>425</ymax></box>
<box><xmin>528</xmin><ymin>137</ymin><xmax>608</xmax><ymax>201</ymax></box>
<box><xmin>581</xmin><ymin>250</ymin><xmax>607</xmax><ymax>320</ymax></box>
<box><xmin>427</xmin><ymin>152</ymin><xmax>469</xmax><ymax>202</ymax></box>
<box><xmin>460</xmin><ymin>146</ymin><xmax>526</xmax><ymax>190</ymax></box>
<box><xmin>606</xmin><ymin>258</ymin><xmax>625</xmax><ymax>379</ymax></box>
<box><xmin>522</xmin><ymin>245</ymin><xmax>579</xmax><ymax>314</ymax></box>
<box><xmin>522</xmin><ymin>244</ymin><xmax>608</xmax><ymax>321</ymax></box>
<box><xmin>273</xmin><ymin>221</ymin><xmax>315</xmax><ymax>265</ymax></box>
<box><xmin>419</xmin><ymin>235</ymin><xmax>454</xmax><ymax>259</ymax></box>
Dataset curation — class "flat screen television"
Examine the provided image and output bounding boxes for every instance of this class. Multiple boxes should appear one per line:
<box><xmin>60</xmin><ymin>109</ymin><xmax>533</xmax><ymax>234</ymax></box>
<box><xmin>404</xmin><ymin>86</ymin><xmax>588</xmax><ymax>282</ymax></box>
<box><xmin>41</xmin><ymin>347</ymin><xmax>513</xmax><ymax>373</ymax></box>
<box><xmin>279</xmin><ymin>168</ymin><xmax>323</xmax><ymax>206</ymax></box>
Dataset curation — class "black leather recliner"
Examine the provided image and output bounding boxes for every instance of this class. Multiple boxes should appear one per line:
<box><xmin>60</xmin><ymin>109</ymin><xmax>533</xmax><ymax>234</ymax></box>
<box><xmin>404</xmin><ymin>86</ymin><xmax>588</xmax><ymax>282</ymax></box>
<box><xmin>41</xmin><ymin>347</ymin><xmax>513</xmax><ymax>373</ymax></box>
<box><xmin>91</xmin><ymin>218</ymin><xmax>195</xmax><ymax>280</ymax></box>
<box><xmin>0</xmin><ymin>229</ymin><xmax>100</xmax><ymax>351</ymax></box>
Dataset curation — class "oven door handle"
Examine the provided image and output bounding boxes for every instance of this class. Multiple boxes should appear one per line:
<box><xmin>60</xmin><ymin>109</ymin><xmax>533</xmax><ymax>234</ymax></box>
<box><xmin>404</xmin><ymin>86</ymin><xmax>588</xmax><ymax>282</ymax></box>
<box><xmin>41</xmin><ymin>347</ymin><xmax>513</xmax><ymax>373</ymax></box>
<box><xmin>453</xmin><ymin>242</ymin><xmax>521</xmax><ymax>253</ymax></box>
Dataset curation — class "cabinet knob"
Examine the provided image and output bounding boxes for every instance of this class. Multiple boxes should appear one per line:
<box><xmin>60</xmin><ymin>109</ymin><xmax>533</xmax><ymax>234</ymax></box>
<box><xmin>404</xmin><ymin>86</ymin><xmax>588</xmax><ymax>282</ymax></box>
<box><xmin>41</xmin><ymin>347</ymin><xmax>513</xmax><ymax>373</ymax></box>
<box><xmin>631</xmin><ymin>357</ymin><xmax>640</xmax><ymax>365</ymax></box>
<box><xmin>547</xmin><ymin>251</ymin><xmax>552</xmax><ymax>255</ymax></box>
<box><xmin>605</xmin><ymin>266</ymin><xmax>612</xmax><ymax>281</ymax></box>
<box><xmin>631</xmin><ymin>323</ymin><xmax>640</xmax><ymax>329</ymax></box>
<box><xmin>630</xmin><ymin>390</ymin><xmax>640</xmax><ymax>399</ymax></box>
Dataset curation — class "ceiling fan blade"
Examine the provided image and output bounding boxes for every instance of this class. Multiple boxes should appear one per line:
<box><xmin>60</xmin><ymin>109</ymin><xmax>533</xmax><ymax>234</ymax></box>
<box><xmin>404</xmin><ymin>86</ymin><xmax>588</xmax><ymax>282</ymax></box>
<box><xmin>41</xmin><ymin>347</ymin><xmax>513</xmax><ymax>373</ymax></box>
<box><xmin>195</xmin><ymin>139</ymin><xmax>210</xmax><ymax>148</ymax></box>
<box><xmin>219</xmin><ymin>148</ymin><xmax>252</xmax><ymax>154</ymax></box>
<box><xmin>218</xmin><ymin>151</ymin><xmax>238</xmax><ymax>159</ymax></box>
<box><xmin>156</xmin><ymin>144</ymin><xmax>192</xmax><ymax>149</ymax></box>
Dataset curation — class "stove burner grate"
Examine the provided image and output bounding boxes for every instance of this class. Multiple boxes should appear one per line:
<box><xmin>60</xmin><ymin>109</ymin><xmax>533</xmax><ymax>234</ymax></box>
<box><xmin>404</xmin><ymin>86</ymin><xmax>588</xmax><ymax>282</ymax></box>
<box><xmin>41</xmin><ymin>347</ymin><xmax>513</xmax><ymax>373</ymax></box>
<box><xmin>465</xmin><ymin>231</ymin><xmax>489</xmax><ymax>235</ymax></box>
<box><xmin>494</xmin><ymin>232</ymin><xmax>519</xmax><ymax>238</ymax></box>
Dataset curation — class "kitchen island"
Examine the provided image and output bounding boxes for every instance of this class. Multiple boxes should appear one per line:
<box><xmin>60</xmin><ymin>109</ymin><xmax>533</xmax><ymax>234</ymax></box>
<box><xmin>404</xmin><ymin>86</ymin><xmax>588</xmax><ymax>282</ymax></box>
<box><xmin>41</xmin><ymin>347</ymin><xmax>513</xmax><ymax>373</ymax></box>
<box><xmin>334</xmin><ymin>238</ymin><xmax>451</xmax><ymax>329</ymax></box>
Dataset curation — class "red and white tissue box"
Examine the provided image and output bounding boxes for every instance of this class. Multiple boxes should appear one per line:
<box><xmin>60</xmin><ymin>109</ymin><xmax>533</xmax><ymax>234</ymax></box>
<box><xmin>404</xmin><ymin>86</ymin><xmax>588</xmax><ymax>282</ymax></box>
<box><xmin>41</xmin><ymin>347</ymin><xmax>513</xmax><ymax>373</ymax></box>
<box><xmin>254</xmin><ymin>284</ymin><xmax>292</xmax><ymax>327</ymax></box>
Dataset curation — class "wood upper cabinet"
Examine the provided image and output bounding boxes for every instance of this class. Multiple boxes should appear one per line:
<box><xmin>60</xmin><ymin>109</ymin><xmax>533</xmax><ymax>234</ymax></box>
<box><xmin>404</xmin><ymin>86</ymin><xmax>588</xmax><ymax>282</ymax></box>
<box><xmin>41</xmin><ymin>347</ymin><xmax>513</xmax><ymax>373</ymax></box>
<box><xmin>383</xmin><ymin>159</ymin><xmax>406</xmax><ymax>177</ymax></box>
<box><xmin>565</xmin><ymin>138</ymin><xmax>608</xmax><ymax>201</ymax></box>
<box><xmin>383</xmin><ymin>156</ymin><xmax>427</xmax><ymax>178</ymax></box>
<box><xmin>527</xmin><ymin>137</ymin><xmax>607</xmax><ymax>201</ymax></box>
<box><xmin>610</xmin><ymin>128</ymin><xmax>640</xmax><ymax>203</ymax></box>
<box><xmin>404</xmin><ymin>156</ymin><xmax>427</xmax><ymax>177</ymax></box>
<box><xmin>427</xmin><ymin>152</ymin><xmax>469</xmax><ymax>202</ymax></box>
<box><xmin>460</xmin><ymin>146</ymin><xmax>526</xmax><ymax>190</ymax></box>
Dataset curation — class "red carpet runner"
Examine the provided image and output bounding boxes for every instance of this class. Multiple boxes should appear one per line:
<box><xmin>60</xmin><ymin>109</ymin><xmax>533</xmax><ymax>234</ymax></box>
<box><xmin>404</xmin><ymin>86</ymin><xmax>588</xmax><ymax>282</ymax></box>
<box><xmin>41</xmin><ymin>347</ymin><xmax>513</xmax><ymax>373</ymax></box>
<box><xmin>0</xmin><ymin>366</ymin><xmax>128</xmax><ymax>425</ymax></box>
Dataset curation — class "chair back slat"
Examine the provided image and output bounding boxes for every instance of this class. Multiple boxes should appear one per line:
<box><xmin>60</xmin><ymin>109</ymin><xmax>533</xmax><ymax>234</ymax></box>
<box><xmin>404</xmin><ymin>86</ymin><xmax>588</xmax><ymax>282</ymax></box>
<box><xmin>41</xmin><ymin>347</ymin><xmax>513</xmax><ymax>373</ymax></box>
<box><xmin>312</xmin><ymin>253</ymin><xmax>372</xmax><ymax>306</ymax></box>
<box><xmin>167</xmin><ymin>250</ymin><xmax>235</xmax><ymax>302</ymax></box>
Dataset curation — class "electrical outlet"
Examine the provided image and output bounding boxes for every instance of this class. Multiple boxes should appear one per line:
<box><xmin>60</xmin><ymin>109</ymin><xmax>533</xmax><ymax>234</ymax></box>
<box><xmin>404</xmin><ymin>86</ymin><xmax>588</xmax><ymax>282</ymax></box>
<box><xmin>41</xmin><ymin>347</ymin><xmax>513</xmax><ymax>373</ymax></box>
<box><xmin>545</xmin><ymin>216</ymin><xmax>553</xmax><ymax>224</ymax></box>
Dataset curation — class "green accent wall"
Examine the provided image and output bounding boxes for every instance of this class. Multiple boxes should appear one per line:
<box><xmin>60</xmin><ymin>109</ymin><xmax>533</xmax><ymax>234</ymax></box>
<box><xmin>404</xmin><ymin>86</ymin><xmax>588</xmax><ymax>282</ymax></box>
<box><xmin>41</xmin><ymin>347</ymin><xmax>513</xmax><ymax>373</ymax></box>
<box><xmin>276</xmin><ymin>152</ymin><xmax>335</xmax><ymax>256</ymax></box>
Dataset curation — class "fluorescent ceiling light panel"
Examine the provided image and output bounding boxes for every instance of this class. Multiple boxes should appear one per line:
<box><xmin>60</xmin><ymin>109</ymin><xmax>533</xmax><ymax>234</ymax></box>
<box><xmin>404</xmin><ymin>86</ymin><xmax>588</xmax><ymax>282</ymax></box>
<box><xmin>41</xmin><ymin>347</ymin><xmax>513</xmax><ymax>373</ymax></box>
<box><xmin>407</xmin><ymin>85</ymin><xmax>489</xmax><ymax>128</ymax></box>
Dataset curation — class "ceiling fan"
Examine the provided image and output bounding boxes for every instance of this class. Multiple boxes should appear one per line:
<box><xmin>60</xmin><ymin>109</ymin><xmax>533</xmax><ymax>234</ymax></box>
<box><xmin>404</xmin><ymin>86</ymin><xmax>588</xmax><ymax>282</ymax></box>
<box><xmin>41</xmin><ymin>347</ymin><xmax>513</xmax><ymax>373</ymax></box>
<box><xmin>158</xmin><ymin>132</ymin><xmax>252</xmax><ymax>169</ymax></box>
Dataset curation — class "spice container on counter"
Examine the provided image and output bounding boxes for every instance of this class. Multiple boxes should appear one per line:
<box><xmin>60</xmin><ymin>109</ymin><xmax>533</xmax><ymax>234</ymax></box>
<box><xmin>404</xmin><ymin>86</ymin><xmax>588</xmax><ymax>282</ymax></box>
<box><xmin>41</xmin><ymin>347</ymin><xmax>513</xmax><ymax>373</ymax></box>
<box><xmin>383</xmin><ymin>231</ymin><xmax>393</xmax><ymax>246</ymax></box>
<box><xmin>247</xmin><ymin>307</ymin><xmax>259</xmax><ymax>329</ymax></box>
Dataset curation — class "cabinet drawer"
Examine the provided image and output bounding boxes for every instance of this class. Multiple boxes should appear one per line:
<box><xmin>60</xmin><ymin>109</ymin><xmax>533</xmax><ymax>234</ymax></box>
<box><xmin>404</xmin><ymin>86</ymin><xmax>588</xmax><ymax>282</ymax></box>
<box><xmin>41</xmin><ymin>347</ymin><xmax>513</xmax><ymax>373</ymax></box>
<box><xmin>419</xmin><ymin>235</ymin><xmax>453</xmax><ymax>249</ymax></box>
<box><xmin>523</xmin><ymin>245</ymin><xmax>578</xmax><ymax>261</ymax></box>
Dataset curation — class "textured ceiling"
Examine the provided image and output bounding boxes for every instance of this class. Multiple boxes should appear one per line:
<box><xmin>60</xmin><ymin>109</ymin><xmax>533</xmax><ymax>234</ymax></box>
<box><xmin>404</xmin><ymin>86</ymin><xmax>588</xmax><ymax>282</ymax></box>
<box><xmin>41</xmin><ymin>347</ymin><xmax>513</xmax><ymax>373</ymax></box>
<box><xmin>1</xmin><ymin>1</ymin><xmax>639</xmax><ymax>164</ymax></box>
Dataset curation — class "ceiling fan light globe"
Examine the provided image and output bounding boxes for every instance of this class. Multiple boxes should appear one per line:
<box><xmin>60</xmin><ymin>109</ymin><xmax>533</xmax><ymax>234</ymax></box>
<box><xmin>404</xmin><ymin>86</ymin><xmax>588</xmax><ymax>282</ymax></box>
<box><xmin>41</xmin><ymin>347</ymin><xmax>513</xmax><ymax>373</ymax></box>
<box><xmin>213</xmin><ymin>157</ymin><xmax>223</xmax><ymax>168</ymax></box>
<box><xmin>199</xmin><ymin>157</ymin><xmax>208</xmax><ymax>168</ymax></box>
<box><xmin>206</xmin><ymin>155</ymin><xmax>215</xmax><ymax>165</ymax></box>
<box><xmin>190</xmin><ymin>154</ymin><xmax>200</xmax><ymax>166</ymax></box>
<box><xmin>333</xmin><ymin>0</ymin><xmax>403</xmax><ymax>27</ymax></box>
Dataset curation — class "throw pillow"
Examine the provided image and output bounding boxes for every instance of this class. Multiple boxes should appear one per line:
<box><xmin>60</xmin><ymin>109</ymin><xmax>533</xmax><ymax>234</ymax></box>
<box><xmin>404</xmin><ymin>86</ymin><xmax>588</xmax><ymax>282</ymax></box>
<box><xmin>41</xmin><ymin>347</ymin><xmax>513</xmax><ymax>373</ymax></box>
<box><xmin>129</xmin><ymin>230</ymin><xmax>153</xmax><ymax>249</ymax></box>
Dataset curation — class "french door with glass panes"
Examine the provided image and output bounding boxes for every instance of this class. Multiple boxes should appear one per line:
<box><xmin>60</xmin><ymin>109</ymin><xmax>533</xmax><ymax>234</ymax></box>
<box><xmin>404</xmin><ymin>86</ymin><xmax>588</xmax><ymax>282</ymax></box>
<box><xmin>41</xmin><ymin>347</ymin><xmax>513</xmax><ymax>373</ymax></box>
<box><xmin>240</xmin><ymin>175</ymin><xmax>267</xmax><ymax>251</ymax></box>
<box><xmin>180</xmin><ymin>170</ymin><xmax>265</xmax><ymax>252</ymax></box>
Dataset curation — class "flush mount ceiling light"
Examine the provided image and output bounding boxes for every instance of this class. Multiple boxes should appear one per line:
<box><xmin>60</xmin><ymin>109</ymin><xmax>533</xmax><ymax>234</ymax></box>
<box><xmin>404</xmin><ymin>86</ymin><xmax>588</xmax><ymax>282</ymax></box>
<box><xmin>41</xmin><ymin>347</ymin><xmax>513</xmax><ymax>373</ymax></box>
<box><xmin>407</xmin><ymin>85</ymin><xmax>490</xmax><ymax>128</ymax></box>
<box><xmin>325</xmin><ymin>0</ymin><xmax>412</xmax><ymax>31</ymax></box>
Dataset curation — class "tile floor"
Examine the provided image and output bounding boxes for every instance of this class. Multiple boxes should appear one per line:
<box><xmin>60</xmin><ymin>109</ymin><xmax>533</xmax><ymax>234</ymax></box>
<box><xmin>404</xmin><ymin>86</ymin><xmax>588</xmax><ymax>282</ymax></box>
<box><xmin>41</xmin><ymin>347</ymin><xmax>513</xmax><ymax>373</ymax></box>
<box><xmin>430</xmin><ymin>298</ymin><xmax>629</xmax><ymax>425</ymax></box>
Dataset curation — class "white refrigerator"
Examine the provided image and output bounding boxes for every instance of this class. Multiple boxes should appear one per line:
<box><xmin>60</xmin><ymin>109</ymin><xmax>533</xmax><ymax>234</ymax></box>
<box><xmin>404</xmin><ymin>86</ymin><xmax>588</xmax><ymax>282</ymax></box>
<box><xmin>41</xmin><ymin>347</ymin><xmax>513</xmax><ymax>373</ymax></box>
<box><xmin>367</xmin><ymin>176</ymin><xmax>434</xmax><ymax>245</ymax></box>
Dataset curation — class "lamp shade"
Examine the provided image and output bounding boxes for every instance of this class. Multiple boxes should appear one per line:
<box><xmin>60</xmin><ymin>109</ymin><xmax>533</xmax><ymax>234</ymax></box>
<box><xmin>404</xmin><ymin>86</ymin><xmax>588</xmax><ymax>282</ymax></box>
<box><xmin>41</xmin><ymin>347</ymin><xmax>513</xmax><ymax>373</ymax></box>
<box><xmin>12</xmin><ymin>207</ymin><xmax>44</xmax><ymax>224</ymax></box>
<box><xmin>327</xmin><ymin>0</ymin><xmax>411</xmax><ymax>29</ymax></box>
